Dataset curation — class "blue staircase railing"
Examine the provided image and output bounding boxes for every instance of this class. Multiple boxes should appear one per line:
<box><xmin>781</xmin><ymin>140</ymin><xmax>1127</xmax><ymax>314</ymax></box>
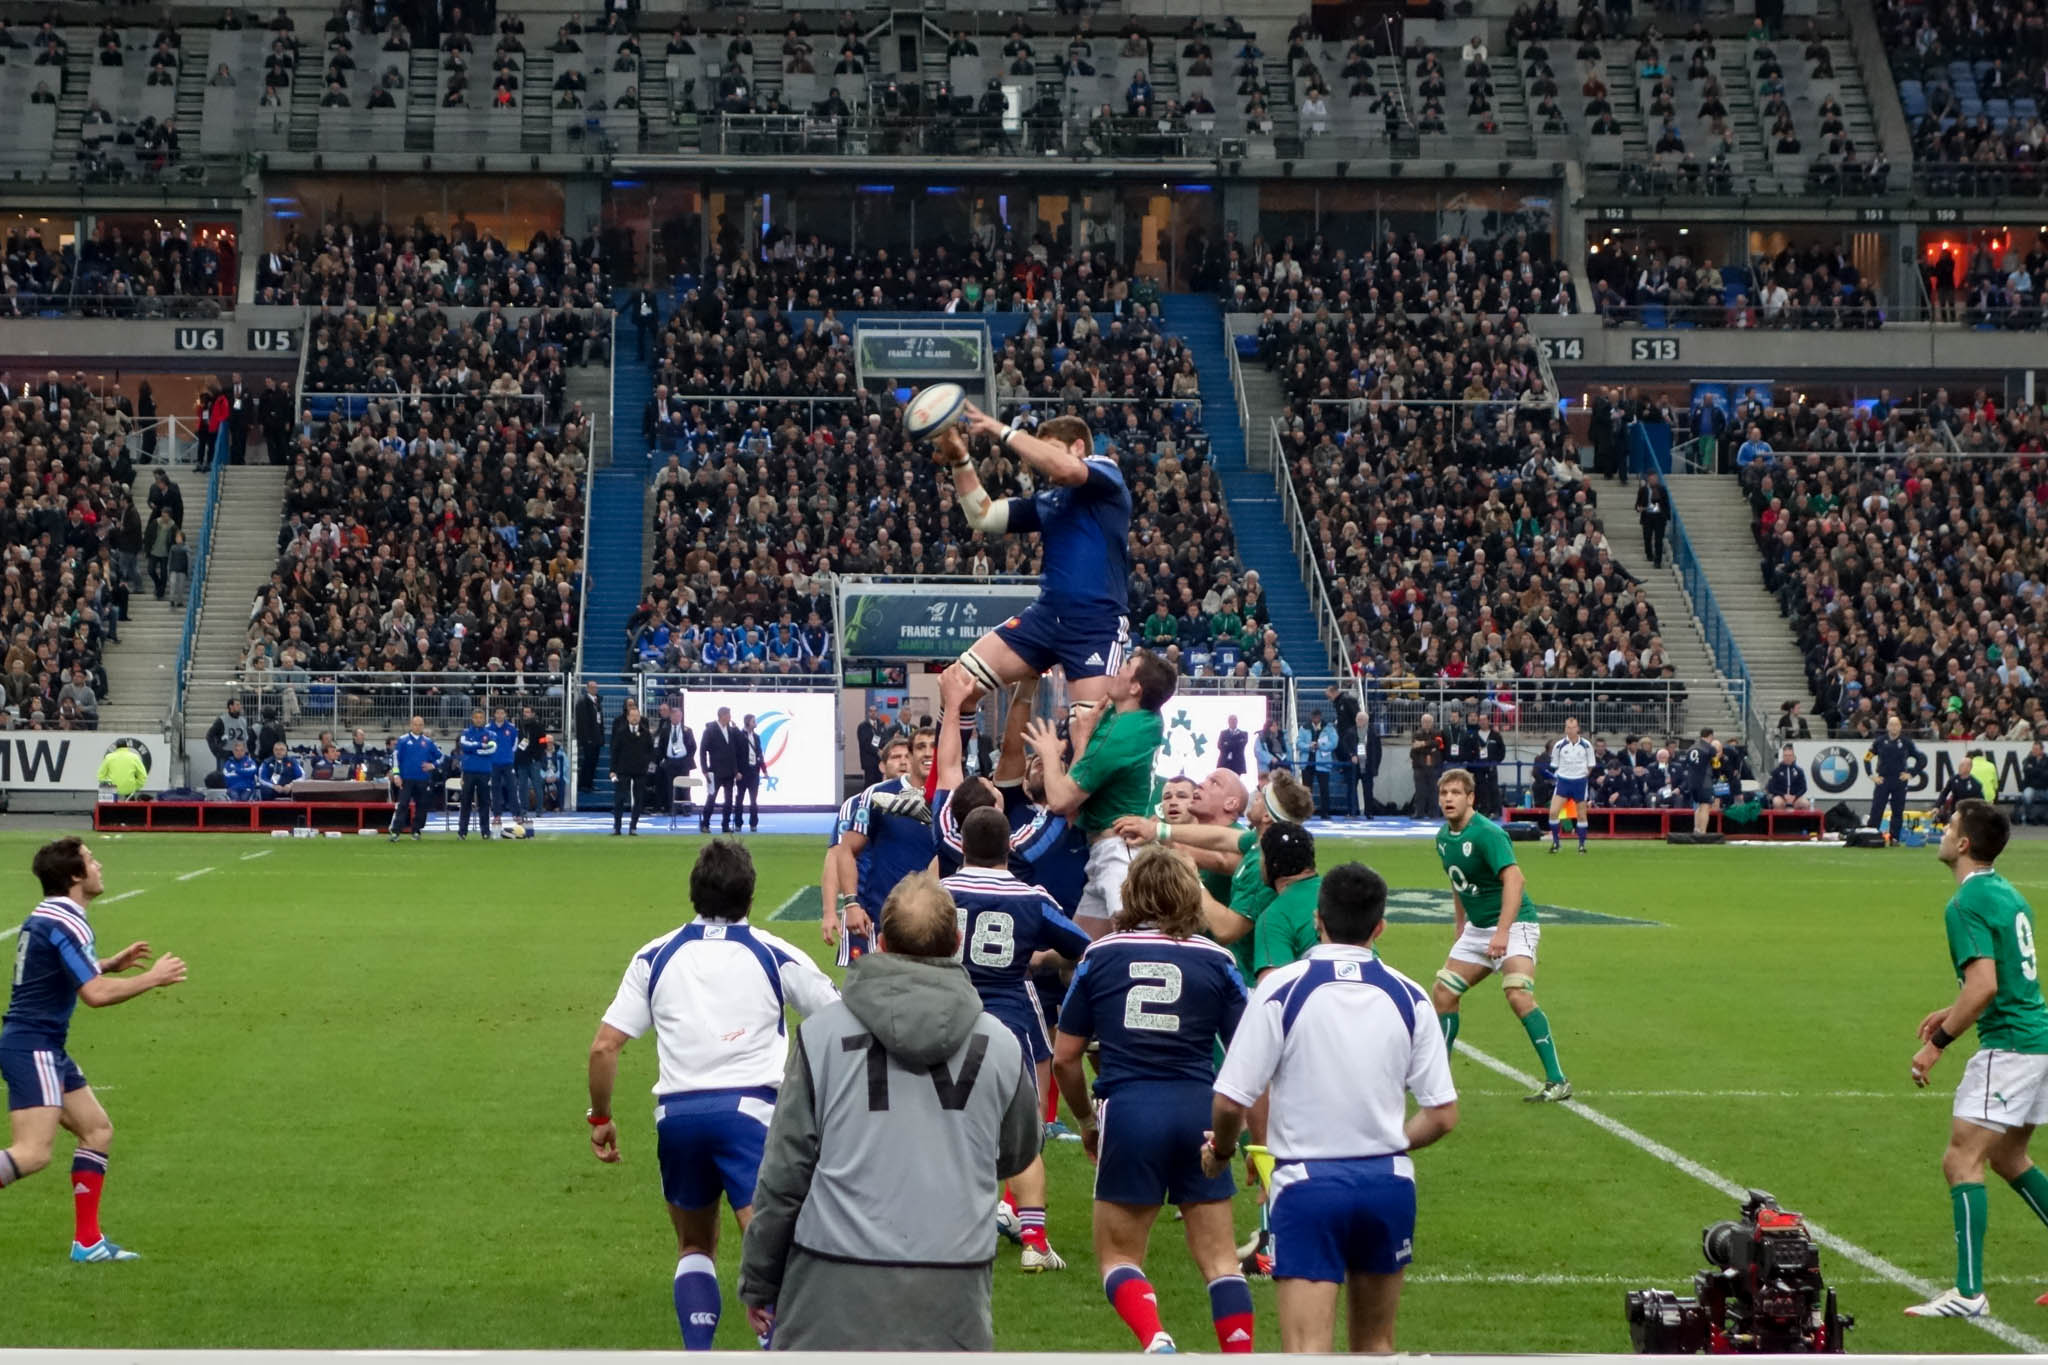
<box><xmin>172</xmin><ymin>424</ymin><xmax>228</xmax><ymax>718</ymax></box>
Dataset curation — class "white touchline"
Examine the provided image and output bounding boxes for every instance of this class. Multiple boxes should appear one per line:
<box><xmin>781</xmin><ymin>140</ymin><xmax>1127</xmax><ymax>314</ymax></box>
<box><xmin>175</xmin><ymin>866</ymin><xmax>216</xmax><ymax>882</ymax></box>
<box><xmin>1458</xmin><ymin>1044</ymin><xmax>2048</xmax><ymax>1352</ymax></box>
<box><xmin>240</xmin><ymin>849</ymin><xmax>274</xmax><ymax>861</ymax></box>
<box><xmin>1468</xmin><ymin>1087</ymin><xmax>1940</xmax><ymax>1100</ymax></box>
<box><xmin>0</xmin><ymin>887</ymin><xmax>149</xmax><ymax>942</ymax></box>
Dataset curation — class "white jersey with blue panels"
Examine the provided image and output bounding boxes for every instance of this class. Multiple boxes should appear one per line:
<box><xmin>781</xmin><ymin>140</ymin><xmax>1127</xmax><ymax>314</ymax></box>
<box><xmin>1550</xmin><ymin>736</ymin><xmax>1595</xmax><ymax>781</ymax></box>
<box><xmin>1215</xmin><ymin>944</ymin><xmax>1455</xmax><ymax>1163</ymax></box>
<box><xmin>602</xmin><ymin>917</ymin><xmax>838</xmax><ymax>1096</ymax></box>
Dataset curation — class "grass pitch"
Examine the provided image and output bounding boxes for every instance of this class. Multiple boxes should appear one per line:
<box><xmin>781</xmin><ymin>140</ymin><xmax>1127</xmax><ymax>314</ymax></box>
<box><xmin>1</xmin><ymin>829</ymin><xmax>2044</xmax><ymax>1351</ymax></box>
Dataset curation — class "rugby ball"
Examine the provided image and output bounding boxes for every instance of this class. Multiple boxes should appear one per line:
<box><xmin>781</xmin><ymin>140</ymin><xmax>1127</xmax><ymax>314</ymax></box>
<box><xmin>906</xmin><ymin>382</ymin><xmax>967</xmax><ymax>439</ymax></box>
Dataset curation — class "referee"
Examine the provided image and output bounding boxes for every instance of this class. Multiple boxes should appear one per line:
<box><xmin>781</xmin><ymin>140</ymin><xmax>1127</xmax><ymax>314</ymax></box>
<box><xmin>1205</xmin><ymin>863</ymin><xmax>1459</xmax><ymax>1352</ymax></box>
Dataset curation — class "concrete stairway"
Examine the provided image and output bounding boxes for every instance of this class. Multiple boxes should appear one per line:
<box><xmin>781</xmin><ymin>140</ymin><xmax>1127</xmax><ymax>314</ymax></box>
<box><xmin>1667</xmin><ymin>473</ymin><xmax>1821</xmax><ymax>731</ymax></box>
<box><xmin>97</xmin><ymin>481</ymin><xmax>215</xmax><ymax>735</ymax></box>
<box><xmin>179</xmin><ymin>467</ymin><xmax>288</xmax><ymax>730</ymax></box>
<box><xmin>1596</xmin><ymin>532</ymin><xmax>1747</xmax><ymax>739</ymax></box>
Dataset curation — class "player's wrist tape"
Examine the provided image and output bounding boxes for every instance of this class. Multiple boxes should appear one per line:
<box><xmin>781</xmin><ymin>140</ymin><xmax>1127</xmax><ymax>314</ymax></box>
<box><xmin>999</xmin><ymin>423</ymin><xmax>1017</xmax><ymax>450</ymax></box>
<box><xmin>586</xmin><ymin>1109</ymin><xmax>610</xmax><ymax>1126</ymax></box>
<box><xmin>836</xmin><ymin>893</ymin><xmax>858</xmax><ymax>914</ymax></box>
<box><xmin>1931</xmin><ymin>1025</ymin><xmax>1956</xmax><ymax>1050</ymax></box>
<box><xmin>1157</xmin><ymin>820</ymin><xmax>1172</xmax><ymax>844</ymax></box>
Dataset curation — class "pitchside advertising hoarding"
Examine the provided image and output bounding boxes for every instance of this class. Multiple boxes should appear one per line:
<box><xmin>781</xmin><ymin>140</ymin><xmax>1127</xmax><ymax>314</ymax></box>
<box><xmin>839</xmin><ymin>583</ymin><xmax>1040</xmax><ymax>660</ymax></box>
<box><xmin>1155</xmin><ymin>694</ymin><xmax>1268</xmax><ymax>784</ymax></box>
<box><xmin>1789</xmin><ymin>738</ymin><xmax>2035</xmax><ymax>803</ymax></box>
<box><xmin>683</xmin><ymin>691</ymin><xmax>838</xmax><ymax>808</ymax></box>
<box><xmin>0</xmin><ymin>733</ymin><xmax>168</xmax><ymax>792</ymax></box>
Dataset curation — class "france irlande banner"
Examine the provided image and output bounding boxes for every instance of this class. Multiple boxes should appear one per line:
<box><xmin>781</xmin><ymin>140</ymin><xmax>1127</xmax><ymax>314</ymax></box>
<box><xmin>839</xmin><ymin>582</ymin><xmax>1041</xmax><ymax>661</ymax></box>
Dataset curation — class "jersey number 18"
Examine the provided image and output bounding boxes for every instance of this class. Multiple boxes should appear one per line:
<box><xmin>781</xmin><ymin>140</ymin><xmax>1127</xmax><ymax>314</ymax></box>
<box><xmin>956</xmin><ymin>909</ymin><xmax>1016</xmax><ymax>969</ymax></box>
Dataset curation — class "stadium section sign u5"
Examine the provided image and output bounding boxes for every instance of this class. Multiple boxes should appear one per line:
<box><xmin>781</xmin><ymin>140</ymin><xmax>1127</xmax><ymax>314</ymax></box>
<box><xmin>840</xmin><ymin>583</ymin><xmax>1040</xmax><ymax>660</ymax></box>
<box><xmin>0</xmin><ymin>732</ymin><xmax>166</xmax><ymax>792</ymax></box>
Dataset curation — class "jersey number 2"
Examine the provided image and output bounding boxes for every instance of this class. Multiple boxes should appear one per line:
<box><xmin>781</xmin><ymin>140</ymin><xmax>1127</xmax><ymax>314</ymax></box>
<box><xmin>1125</xmin><ymin>962</ymin><xmax>1183</xmax><ymax>1032</ymax></box>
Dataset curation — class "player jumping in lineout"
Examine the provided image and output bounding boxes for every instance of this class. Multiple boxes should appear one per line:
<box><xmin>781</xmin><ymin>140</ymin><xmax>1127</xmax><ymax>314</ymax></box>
<box><xmin>931</xmin><ymin>405</ymin><xmax>1132</xmax><ymax>711</ymax></box>
<box><xmin>1548</xmin><ymin>716</ymin><xmax>1595</xmax><ymax>854</ymax></box>
<box><xmin>1430</xmin><ymin>768</ymin><xmax>1571</xmax><ymax>1102</ymax></box>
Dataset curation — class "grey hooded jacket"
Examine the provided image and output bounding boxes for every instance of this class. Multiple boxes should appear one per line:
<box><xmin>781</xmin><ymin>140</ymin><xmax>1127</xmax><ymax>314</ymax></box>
<box><xmin>738</xmin><ymin>950</ymin><xmax>1042</xmax><ymax>1350</ymax></box>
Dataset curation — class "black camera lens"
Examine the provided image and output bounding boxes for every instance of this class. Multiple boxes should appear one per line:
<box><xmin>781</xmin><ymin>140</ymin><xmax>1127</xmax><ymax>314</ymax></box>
<box><xmin>1702</xmin><ymin>1220</ymin><xmax>1741</xmax><ymax>1268</ymax></box>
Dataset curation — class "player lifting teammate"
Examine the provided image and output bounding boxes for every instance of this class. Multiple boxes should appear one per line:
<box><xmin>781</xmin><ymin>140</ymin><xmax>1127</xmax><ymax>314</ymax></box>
<box><xmin>0</xmin><ymin>838</ymin><xmax>186</xmax><ymax>1261</ymax></box>
<box><xmin>1432</xmin><ymin>768</ymin><xmax>1571</xmax><ymax>1102</ymax></box>
<box><xmin>931</xmin><ymin>404</ymin><xmax>1133</xmax><ymax>710</ymax></box>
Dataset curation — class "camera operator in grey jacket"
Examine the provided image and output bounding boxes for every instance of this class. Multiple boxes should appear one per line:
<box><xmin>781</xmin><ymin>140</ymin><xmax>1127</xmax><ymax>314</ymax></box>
<box><xmin>739</xmin><ymin>873</ymin><xmax>1043</xmax><ymax>1350</ymax></box>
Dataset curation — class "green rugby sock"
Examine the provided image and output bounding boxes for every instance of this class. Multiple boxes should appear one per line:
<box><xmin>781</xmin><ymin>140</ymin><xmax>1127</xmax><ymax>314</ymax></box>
<box><xmin>2008</xmin><ymin>1166</ymin><xmax>2048</xmax><ymax>1230</ymax></box>
<box><xmin>1439</xmin><ymin>1011</ymin><xmax>1460</xmax><ymax>1053</ymax></box>
<box><xmin>1953</xmin><ymin>1182</ymin><xmax>1988</xmax><ymax>1297</ymax></box>
<box><xmin>1521</xmin><ymin>1007</ymin><xmax>1565</xmax><ymax>1084</ymax></box>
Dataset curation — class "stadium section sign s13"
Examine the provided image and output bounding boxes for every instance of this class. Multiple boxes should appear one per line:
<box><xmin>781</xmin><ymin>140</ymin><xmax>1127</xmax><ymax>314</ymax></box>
<box><xmin>0</xmin><ymin>732</ymin><xmax>166</xmax><ymax>792</ymax></box>
<box><xmin>839</xmin><ymin>583</ymin><xmax>1040</xmax><ymax>660</ymax></box>
<box><xmin>1788</xmin><ymin>738</ymin><xmax>2033</xmax><ymax>801</ymax></box>
<box><xmin>684</xmin><ymin>691</ymin><xmax>838</xmax><ymax>808</ymax></box>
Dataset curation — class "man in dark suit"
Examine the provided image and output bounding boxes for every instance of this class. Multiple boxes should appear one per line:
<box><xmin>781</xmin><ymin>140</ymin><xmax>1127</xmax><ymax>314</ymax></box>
<box><xmin>225</xmin><ymin>371</ymin><xmax>253</xmax><ymax>465</ymax></box>
<box><xmin>1635</xmin><ymin>472</ymin><xmax>1671</xmax><ymax>568</ymax></box>
<box><xmin>574</xmin><ymin>679</ymin><xmax>604</xmax><ymax>794</ymax></box>
<box><xmin>258</xmin><ymin>377</ymin><xmax>292</xmax><ymax>464</ymax></box>
<box><xmin>855</xmin><ymin>705</ymin><xmax>888</xmax><ymax>786</ymax></box>
<box><xmin>1215</xmin><ymin>714</ymin><xmax>1247</xmax><ymax>775</ymax></box>
<box><xmin>699</xmin><ymin>705</ymin><xmax>741</xmax><ymax>833</ymax></box>
<box><xmin>736</xmin><ymin>712</ymin><xmax>764</xmax><ymax>831</ymax></box>
<box><xmin>656</xmin><ymin>699</ymin><xmax>696</xmax><ymax>815</ymax></box>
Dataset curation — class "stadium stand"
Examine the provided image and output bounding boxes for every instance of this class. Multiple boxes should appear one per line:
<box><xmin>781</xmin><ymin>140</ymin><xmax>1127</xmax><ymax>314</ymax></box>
<box><xmin>255</xmin><ymin>224</ymin><xmax>607</xmax><ymax>311</ymax></box>
<box><xmin>1588</xmin><ymin>240</ymin><xmax>1885</xmax><ymax>328</ymax></box>
<box><xmin>1882</xmin><ymin>0</ymin><xmax>2048</xmax><ymax>194</ymax></box>
<box><xmin>1739</xmin><ymin>448</ymin><xmax>2048</xmax><ymax>742</ymax></box>
<box><xmin>0</xmin><ymin>382</ymin><xmax>155</xmax><ymax>732</ymax></box>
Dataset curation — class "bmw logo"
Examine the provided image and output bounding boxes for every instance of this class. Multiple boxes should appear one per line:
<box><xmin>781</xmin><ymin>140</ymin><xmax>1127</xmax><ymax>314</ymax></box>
<box><xmin>1810</xmin><ymin>745</ymin><xmax>1858</xmax><ymax>794</ymax></box>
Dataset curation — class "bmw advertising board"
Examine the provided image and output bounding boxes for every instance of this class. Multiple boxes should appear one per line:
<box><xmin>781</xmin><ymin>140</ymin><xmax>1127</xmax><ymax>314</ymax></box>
<box><xmin>0</xmin><ymin>732</ymin><xmax>166</xmax><ymax>792</ymax></box>
<box><xmin>1789</xmin><ymin>739</ymin><xmax>2034</xmax><ymax>803</ymax></box>
<box><xmin>684</xmin><ymin>691</ymin><xmax>838</xmax><ymax>808</ymax></box>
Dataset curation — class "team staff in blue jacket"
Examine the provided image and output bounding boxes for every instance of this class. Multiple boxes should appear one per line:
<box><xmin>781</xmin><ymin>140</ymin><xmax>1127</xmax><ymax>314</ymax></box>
<box><xmin>1766</xmin><ymin>744</ymin><xmax>1810</xmax><ymax>810</ymax></box>
<box><xmin>1255</xmin><ymin>717</ymin><xmax>1292</xmax><ymax>771</ymax></box>
<box><xmin>1296</xmin><ymin>710</ymin><xmax>1339</xmax><ymax>815</ymax></box>
<box><xmin>257</xmin><ymin>740</ymin><xmax>305</xmax><ymax>799</ymax></box>
<box><xmin>456</xmin><ymin>708</ymin><xmax>499</xmax><ymax>840</ymax></box>
<box><xmin>390</xmin><ymin>715</ymin><xmax>443</xmax><ymax>840</ymax></box>
<box><xmin>220</xmin><ymin>740</ymin><xmax>259</xmax><ymax>800</ymax></box>
<box><xmin>487</xmin><ymin>706</ymin><xmax>521</xmax><ymax>829</ymax></box>
<box><xmin>1866</xmin><ymin>714</ymin><xmax>1921</xmax><ymax>842</ymax></box>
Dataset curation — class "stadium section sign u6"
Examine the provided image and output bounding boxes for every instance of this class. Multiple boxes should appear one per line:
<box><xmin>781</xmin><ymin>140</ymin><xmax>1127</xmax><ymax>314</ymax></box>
<box><xmin>856</xmin><ymin>331</ymin><xmax>984</xmax><ymax>374</ymax></box>
<box><xmin>840</xmin><ymin>583</ymin><xmax>1040</xmax><ymax>660</ymax></box>
<box><xmin>0</xmin><ymin>732</ymin><xmax>166</xmax><ymax>792</ymax></box>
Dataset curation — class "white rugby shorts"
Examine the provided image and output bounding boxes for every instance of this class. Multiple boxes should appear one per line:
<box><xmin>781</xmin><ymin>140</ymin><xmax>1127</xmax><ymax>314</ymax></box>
<box><xmin>1076</xmin><ymin>836</ymin><xmax>1133</xmax><ymax>930</ymax></box>
<box><xmin>1954</xmin><ymin>1049</ymin><xmax>2048</xmax><ymax>1132</ymax></box>
<box><xmin>1447</xmin><ymin>920</ymin><xmax>1542</xmax><ymax>970</ymax></box>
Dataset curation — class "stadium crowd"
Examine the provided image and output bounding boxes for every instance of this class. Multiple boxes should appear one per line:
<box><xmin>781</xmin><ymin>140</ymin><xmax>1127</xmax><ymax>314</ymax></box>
<box><xmin>1739</xmin><ymin>449</ymin><xmax>2048</xmax><ymax>741</ymax></box>
<box><xmin>2</xmin><ymin>223</ymin><xmax>232</xmax><ymax>318</ymax></box>
<box><xmin>0</xmin><ymin>379</ymin><xmax>179</xmax><ymax>731</ymax></box>
<box><xmin>1587</xmin><ymin>242</ymin><xmax>1886</xmax><ymax>328</ymax></box>
<box><xmin>1882</xmin><ymin>0</ymin><xmax>2048</xmax><ymax>180</ymax></box>
<box><xmin>685</xmin><ymin>239</ymin><xmax>1170</xmax><ymax>315</ymax></box>
<box><xmin>253</xmin><ymin>222</ymin><xmax>611</xmax><ymax>311</ymax></box>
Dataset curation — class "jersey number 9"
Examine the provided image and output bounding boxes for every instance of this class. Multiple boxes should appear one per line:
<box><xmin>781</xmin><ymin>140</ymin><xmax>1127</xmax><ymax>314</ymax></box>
<box><xmin>957</xmin><ymin>909</ymin><xmax>1016</xmax><ymax>969</ymax></box>
<box><xmin>1125</xmin><ymin>961</ymin><xmax>1183</xmax><ymax>1032</ymax></box>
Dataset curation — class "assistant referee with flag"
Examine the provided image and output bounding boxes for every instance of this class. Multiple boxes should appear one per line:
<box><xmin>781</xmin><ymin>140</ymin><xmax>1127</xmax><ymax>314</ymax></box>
<box><xmin>1205</xmin><ymin>863</ymin><xmax>1460</xmax><ymax>1353</ymax></box>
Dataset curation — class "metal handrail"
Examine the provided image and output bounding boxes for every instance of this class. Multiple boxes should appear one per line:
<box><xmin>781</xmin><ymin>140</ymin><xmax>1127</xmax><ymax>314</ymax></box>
<box><xmin>172</xmin><ymin>427</ymin><xmax>227</xmax><ymax>721</ymax></box>
<box><xmin>1267</xmin><ymin>415</ymin><xmax>1357</xmax><ymax>678</ymax></box>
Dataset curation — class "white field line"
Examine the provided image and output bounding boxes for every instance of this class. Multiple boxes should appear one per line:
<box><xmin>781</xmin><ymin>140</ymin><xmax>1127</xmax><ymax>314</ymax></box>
<box><xmin>240</xmin><ymin>849</ymin><xmax>274</xmax><ymax>861</ymax></box>
<box><xmin>0</xmin><ymin>885</ymin><xmax>151</xmax><ymax>941</ymax></box>
<box><xmin>1460</xmin><ymin>1043</ymin><xmax>2048</xmax><ymax>1351</ymax></box>
<box><xmin>174</xmin><ymin>866</ymin><xmax>215</xmax><ymax>882</ymax></box>
<box><xmin>1467</xmin><ymin>1087</ymin><xmax>1940</xmax><ymax>1099</ymax></box>
<box><xmin>1413</xmin><ymin>1269</ymin><xmax>2048</xmax><ymax>1287</ymax></box>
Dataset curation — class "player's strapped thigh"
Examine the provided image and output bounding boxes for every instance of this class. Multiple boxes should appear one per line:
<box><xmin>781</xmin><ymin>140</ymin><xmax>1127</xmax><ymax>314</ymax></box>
<box><xmin>1500</xmin><ymin>970</ymin><xmax>1536</xmax><ymax>995</ymax></box>
<box><xmin>1433</xmin><ymin>967</ymin><xmax>1474</xmax><ymax>999</ymax></box>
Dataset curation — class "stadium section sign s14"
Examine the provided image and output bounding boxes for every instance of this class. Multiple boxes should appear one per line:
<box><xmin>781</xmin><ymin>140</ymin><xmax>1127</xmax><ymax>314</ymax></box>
<box><xmin>0</xmin><ymin>733</ymin><xmax>166</xmax><ymax>792</ymax></box>
<box><xmin>1788</xmin><ymin>738</ymin><xmax>2033</xmax><ymax>801</ymax></box>
<box><xmin>856</xmin><ymin>331</ymin><xmax>984</xmax><ymax>374</ymax></box>
<box><xmin>840</xmin><ymin>583</ymin><xmax>1040</xmax><ymax>659</ymax></box>
<box><xmin>683</xmin><ymin>691</ymin><xmax>838</xmax><ymax>808</ymax></box>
